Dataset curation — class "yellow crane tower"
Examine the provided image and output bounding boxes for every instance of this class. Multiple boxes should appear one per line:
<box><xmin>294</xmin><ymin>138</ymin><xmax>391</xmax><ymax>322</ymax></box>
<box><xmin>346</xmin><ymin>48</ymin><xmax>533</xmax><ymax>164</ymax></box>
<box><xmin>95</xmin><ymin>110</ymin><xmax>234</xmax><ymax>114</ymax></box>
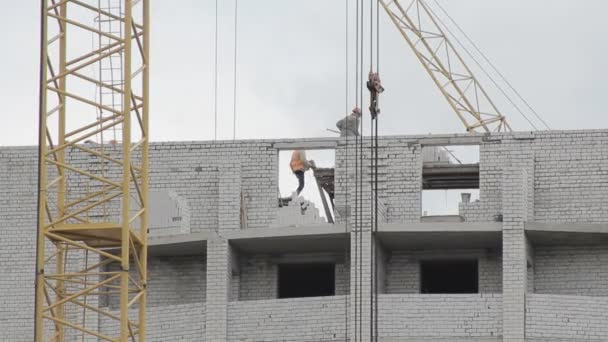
<box><xmin>35</xmin><ymin>1</ymin><xmax>149</xmax><ymax>341</ymax></box>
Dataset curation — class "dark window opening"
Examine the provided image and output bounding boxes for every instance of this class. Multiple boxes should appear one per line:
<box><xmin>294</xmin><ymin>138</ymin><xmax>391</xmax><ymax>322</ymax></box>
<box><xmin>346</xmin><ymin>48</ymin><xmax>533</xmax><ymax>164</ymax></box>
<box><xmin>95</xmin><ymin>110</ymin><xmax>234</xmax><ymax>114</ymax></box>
<box><xmin>420</xmin><ymin>260</ymin><xmax>478</xmax><ymax>293</ymax></box>
<box><xmin>278</xmin><ymin>263</ymin><xmax>335</xmax><ymax>298</ymax></box>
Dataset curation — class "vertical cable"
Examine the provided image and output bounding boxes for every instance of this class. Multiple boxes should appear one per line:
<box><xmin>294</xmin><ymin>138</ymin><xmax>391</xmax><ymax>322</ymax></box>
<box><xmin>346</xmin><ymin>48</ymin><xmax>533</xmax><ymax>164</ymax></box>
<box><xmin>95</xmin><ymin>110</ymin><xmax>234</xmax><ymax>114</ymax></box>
<box><xmin>214</xmin><ymin>0</ymin><xmax>219</xmax><ymax>140</ymax></box>
<box><xmin>370</xmin><ymin>0</ymin><xmax>373</xmax><ymax>72</ymax></box>
<box><xmin>373</xmin><ymin>104</ymin><xmax>379</xmax><ymax>342</ymax></box>
<box><xmin>373</xmin><ymin>117</ymin><xmax>378</xmax><ymax>340</ymax></box>
<box><xmin>369</xmin><ymin>104</ymin><xmax>375</xmax><ymax>342</ymax></box>
<box><xmin>232</xmin><ymin>0</ymin><xmax>238</xmax><ymax>140</ymax></box>
<box><xmin>354</xmin><ymin>0</ymin><xmax>360</xmax><ymax>339</ymax></box>
<box><xmin>34</xmin><ymin>2</ymin><xmax>46</xmax><ymax>339</ymax></box>
<box><xmin>376</xmin><ymin>0</ymin><xmax>380</xmax><ymax>74</ymax></box>
<box><xmin>343</xmin><ymin>0</ymin><xmax>350</xmax><ymax>340</ymax></box>
<box><xmin>357</xmin><ymin>0</ymin><xmax>365</xmax><ymax>340</ymax></box>
<box><xmin>369</xmin><ymin>0</ymin><xmax>374</xmax><ymax>339</ymax></box>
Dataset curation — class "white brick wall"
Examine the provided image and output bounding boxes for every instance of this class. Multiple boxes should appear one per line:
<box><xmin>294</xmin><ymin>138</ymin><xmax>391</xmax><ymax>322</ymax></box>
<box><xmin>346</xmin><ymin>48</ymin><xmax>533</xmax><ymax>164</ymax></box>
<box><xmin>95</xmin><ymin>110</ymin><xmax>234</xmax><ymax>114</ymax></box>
<box><xmin>532</xmin><ymin>131</ymin><xmax>608</xmax><ymax>223</ymax></box>
<box><xmin>0</xmin><ymin>147</ymin><xmax>38</xmax><ymax>341</ymax></box>
<box><xmin>526</xmin><ymin>294</ymin><xmax>608</xmax><ymax>341</ymax></box>
<box><xmin>227</xmin><ymin>296</ymin><xmax>347</xmax><ymax>341</ymax></box>
<box><xmin>99</xmin><ymin>303</ymin><xmax>206</xmax><ymax>341</ymax></box>
<box><xmin>533</xmin><ymin>246</ymin><xmax>608</xmax><ymax>296</ymax></box>
<box><xmin>334</xmin><ymin>138</ymin><xmax>421</xmax><ymax>225</ymax></box>
<box><xmin>105</xmin><ymin>255</ymin><xmax>206</xmax><ymax>309</ymax></box>
<box><xmin>148</xmin><ymin>141</ymin><xmax>276</xmax><ymax>231</ymax></box>
<box><xmin>378</xmin><ymin>294</ymin><xmax>502</xmax><ymax>338</ymax></box>
<box><xmin>461</xmin><ymin>131</ymin><xmax>608</xmax><ymax>223</ymax></box>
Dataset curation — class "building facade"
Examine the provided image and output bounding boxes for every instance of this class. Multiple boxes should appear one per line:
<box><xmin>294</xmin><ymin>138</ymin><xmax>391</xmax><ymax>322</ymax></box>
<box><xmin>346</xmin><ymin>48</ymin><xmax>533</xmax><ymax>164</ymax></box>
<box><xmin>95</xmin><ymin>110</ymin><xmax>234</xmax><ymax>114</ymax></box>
<box><xmin>1</xmin><ymin>130</ymin><xmax>608</xmax><ymax>341</ymax></box>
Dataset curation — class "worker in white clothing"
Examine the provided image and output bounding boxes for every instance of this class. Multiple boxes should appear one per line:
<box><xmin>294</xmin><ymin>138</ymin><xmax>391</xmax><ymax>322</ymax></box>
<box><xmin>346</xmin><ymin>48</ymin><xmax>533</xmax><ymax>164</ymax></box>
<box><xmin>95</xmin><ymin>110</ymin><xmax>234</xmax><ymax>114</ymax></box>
<box><xmin>336</xmin><ymin>107</ymin><xmax>362</xmax><ymax>137</ymax></box>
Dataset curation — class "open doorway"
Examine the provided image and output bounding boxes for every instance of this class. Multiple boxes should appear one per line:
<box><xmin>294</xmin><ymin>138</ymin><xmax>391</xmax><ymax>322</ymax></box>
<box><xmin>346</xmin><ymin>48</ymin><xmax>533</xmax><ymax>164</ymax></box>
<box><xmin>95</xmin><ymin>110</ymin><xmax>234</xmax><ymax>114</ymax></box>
<box><xmin>421</xmin><ymin>145</ymin><xmax>479</xmax><ymax>219</ymax></box>
<box><xmin>277</xmin><ymin>149</ymin><xmax>335</xmax><ymax>224</ymax></box>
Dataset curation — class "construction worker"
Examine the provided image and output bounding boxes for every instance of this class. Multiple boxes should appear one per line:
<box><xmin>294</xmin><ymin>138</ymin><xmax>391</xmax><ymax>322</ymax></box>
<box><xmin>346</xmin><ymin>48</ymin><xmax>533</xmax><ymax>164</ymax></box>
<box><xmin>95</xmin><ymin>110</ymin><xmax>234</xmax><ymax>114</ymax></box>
<box><xmin>336</xmin><ymin>107</ymin><xmax>362</xmax><ymax>137</ymax></box>
<box><xmin>367</xmin><ymin>71</ymin><xmax>384</xmax><ymax>119</ymax></box>
<box><xmin>290</xmin><ymin>150</ymin><xmax>315</xmax><ymax>195</ymax></box>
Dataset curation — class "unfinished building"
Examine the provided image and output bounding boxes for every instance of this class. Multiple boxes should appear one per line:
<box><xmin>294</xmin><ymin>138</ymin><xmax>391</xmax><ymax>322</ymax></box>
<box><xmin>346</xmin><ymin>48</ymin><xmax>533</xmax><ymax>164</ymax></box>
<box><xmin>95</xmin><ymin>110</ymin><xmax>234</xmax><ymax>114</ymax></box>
<box><xmin>1</xmin><ymin>129</ymin><xmax>608</xmax><ymax>341</ymax></box>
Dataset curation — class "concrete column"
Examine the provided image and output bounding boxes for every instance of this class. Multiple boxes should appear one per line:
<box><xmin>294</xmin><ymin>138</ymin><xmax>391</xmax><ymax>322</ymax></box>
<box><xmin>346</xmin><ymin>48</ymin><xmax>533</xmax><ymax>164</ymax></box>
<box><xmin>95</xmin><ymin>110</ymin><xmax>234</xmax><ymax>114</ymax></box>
<box><xmin>218</xmin><ymin>165</ymin><xmax>242</xmax><ymax>231</ymax></box>
<box><xmin>349</xmin><ymin>229</ymin><xmax>386</xmax><ymax>341</ymax></box>
<box><xmin>336</xmin><ymin>138</ymin><xmax>389</xmax><ymax>341</ymax></box>
<box><xmin>349</xmin><ymin>228</ymin><xmax>372</xmax><ymax>341</ymax></box>
<box><xmin>205</xmin><ymin>236</ymin><xmax>232</xmax><ymax>341</ymax></box>
<box><xmin>502</xmin><ymin>167</ymin><xmax>529</xmax><ymax>341</ymax></box>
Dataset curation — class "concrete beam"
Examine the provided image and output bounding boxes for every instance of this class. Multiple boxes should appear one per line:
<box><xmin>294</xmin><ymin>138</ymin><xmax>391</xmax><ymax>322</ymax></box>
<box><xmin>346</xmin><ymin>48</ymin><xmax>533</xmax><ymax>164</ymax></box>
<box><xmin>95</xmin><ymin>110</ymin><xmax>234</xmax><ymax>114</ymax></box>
<box><xmin>380</xmin><ymin>222</ymin><xmax>502</xmax><ymax>233</ymax></box>
<box><xmin>226</xmin><ymin>225</ymin><xmax>349</xmax><ymax>254</ymax></box>
<box><xmin>378</xmin><ymin>231</ymin><xmax>502</xmax><ymax>251</ymax></box>
<box><xmin>527</xmin><ymin>230</ymin><xmax>608</xmax><ymax>246</ymax></box>
<box><xmin>525</xmin><ymin>222</ymin><xmax>608</xmax><ymax>234</ymax></box>
<box><xmin>416</xmin><ymin>135</ymin><xmax>486</xmax><ymax>146</ymax></box>
<box><xmin>273</xmin><ymin>140</ymin><xmax>338</xmax><ymax>150</ymax></box>
<box><xmin>267</xmin><ymin>252</ymin><xmax>345</xmax><ymax>264</ymax></box>
<box><xmin>223</xmin><ymin>224</ymin><xmax>348</xmax><ymax>239</ymax></box>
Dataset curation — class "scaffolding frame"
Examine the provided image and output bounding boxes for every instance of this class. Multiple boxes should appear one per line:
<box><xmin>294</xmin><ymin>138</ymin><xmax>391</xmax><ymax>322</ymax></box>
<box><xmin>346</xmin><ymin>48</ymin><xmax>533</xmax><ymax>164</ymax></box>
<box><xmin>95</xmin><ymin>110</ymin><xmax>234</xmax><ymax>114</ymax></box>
<box><xmin>36</xmin><ymin>1</ymin><xmax>149</xmax><ymax>341</ymax></box>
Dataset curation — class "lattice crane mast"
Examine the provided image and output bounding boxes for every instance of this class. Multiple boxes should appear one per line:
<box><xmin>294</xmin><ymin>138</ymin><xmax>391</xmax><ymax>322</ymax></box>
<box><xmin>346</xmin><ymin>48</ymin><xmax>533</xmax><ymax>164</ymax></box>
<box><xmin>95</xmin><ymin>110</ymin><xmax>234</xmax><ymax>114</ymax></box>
<box><xmin>379</xmin><ymin>0</ymin><xmax>511</xmax><ymax>132</ymax></box>
<box><xmin>35</xmin><ymin>1</ymin><xmax>149</xmax><ymax>341</ymax></box>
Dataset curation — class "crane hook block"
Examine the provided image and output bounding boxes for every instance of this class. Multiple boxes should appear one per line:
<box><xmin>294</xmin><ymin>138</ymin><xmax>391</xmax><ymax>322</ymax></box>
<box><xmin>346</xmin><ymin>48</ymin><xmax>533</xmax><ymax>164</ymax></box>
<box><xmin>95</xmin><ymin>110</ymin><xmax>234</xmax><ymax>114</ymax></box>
<box><xmin>367</xmin><ymin>71</ymin><xmax>384</xmax><ymax>120</ymax></box>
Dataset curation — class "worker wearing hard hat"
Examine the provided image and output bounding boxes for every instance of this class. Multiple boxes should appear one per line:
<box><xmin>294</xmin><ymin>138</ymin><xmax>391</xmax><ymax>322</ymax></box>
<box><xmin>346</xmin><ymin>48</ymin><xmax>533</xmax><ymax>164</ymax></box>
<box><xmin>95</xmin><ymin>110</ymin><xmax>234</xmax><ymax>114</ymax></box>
<box><xmin>290</xmin><ymin>150</ymin><xmax>316</xmax><ymax>195</ymax></box>
<box><xmin>336</xmin><ymin>107</ymin><xmax>362</xmax><ymax>137</ymax></box>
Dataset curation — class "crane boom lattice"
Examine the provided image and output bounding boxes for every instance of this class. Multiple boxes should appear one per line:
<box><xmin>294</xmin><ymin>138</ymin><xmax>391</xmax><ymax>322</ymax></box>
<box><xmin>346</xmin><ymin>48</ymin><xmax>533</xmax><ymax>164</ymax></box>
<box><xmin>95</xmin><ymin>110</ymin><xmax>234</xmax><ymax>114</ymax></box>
<box><xmin>35</xmin><ymin>1</ymin><xmax>149</xmax><ymax>341</ymax></box>
<box><xmin>379</xmin><ymin>0</ymin><xmax>511</xmax><ymax>132</ymax></box>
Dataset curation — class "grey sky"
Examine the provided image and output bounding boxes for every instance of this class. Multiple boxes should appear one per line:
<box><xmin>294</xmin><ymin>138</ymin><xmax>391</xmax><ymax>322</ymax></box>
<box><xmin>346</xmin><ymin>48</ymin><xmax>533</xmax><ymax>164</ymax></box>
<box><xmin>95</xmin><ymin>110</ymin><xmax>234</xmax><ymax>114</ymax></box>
<box><xmin>1</xmin><ymin>1</ymin><xmax>607</xmax><ymax>146</ymax></box>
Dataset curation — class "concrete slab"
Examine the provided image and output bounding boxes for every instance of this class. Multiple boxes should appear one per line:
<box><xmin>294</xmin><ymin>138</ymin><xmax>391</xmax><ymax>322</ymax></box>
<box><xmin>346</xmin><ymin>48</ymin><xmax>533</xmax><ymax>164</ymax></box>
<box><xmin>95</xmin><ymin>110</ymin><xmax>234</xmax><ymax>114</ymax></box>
<box><xmin>225</xmin><ymin>225</ymin><xmax>349</xmax><ymax>254</ymax></box>
<box><xmin>147</xmin><ymin>232</ymin><xmax>208</xmax><ymax>256</ymax></box>
<box><xmin>380</xmin><ymin>222</ymin><xmax>502</xmax><ymax>233</ymax></box>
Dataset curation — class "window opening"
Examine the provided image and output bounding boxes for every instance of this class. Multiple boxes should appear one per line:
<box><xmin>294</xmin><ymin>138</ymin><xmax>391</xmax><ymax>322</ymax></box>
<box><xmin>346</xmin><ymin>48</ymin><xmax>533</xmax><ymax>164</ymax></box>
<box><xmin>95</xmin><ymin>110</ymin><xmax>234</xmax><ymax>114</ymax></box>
<box><xmin>278</xmin><ymin>263</ymin><xmax>335</xmax><ymax>298</ymax></box>
<box><xmin>278</xmin><ymin>149</ymin><xmax>335</xmax><ymax>223</ymax></box>
<box><xmin>421</xmin><ymin>145</ymin><xmax>479</xmax><ymax>217</ymax></box>
<box><xmin>420</xmin><ymin>259</ymin><xmax>478</xmax><ymax>293</ymax></box>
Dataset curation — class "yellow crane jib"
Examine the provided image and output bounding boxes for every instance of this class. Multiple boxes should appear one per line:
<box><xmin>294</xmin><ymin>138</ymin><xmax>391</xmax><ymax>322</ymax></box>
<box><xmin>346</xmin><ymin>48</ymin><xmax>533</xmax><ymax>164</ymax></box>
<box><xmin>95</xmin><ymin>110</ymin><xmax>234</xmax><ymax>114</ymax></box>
<box><xmin>379</xmin><ymin>0</ymin><xmax>512</xmax><ymax>132</ymax></box>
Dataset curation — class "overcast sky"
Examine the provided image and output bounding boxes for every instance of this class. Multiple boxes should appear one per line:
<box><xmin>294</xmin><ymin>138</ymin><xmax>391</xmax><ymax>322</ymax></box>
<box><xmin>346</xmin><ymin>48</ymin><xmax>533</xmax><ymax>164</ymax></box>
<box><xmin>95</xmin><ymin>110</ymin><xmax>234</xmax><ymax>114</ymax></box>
<box><xmin>1</xmin><ymin>0</ymin><xmax>607</xmax><ymax>147</ymax></box>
